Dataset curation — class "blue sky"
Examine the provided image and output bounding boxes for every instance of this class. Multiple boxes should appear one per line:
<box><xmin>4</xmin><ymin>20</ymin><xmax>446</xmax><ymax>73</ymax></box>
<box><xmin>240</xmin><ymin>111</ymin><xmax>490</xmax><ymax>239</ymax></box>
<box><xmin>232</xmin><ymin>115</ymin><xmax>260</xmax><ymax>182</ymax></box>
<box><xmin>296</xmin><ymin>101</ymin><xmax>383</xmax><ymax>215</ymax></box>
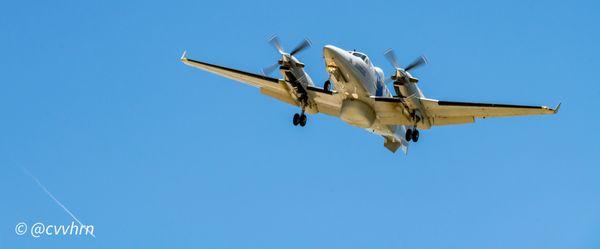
<box><xmin>1</xmin><ymin>0</ymin><xmax>599</xmax><ymax>248</ymax></box>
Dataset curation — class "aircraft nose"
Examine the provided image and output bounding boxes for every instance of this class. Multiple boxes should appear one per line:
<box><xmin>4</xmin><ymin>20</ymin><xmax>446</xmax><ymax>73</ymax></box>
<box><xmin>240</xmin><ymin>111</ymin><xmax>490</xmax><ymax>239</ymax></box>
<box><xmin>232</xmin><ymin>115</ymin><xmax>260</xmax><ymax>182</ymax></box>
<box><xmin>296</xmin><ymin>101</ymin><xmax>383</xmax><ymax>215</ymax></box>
<box><xmin>323</xmin><ymin>45</ymin><xmax>342</xmax><ymax>59</ymax></box>
<box><xmin>323</xmin><ymin>45</ymin><xmax>347</xmax><ymax>65</ymax></box>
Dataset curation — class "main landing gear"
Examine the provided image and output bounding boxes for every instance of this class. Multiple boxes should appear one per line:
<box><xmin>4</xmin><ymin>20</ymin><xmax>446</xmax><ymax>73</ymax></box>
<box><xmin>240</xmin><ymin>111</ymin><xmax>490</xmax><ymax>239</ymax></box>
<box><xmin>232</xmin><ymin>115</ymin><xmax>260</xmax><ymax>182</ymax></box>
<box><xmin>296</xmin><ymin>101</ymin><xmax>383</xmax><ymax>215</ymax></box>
<box><xmin>406</xmin><ymin>111</ymin><xmax>421</xmax><ymax>142</ymax></box>
<box><xmin>405</xmin><ymin>128</ymin><xmax>419</xmax><ymax>142</ymax></box>
<box><xmin>293</xmin><ymin>98</ymin><xmax>308</xmax><ymax>127</ymax></box>
<box><xmin>293</xmin><ymin>112</ymin><xmax>307</xmax><ymax>127</ymax></box>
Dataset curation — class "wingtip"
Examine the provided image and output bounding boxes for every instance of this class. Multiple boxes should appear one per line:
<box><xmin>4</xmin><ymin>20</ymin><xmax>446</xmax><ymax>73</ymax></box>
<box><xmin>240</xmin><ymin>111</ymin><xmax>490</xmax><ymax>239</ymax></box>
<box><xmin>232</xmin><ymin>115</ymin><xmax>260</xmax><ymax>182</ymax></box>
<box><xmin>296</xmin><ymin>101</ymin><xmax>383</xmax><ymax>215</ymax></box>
<box><xmin>180</xmin><ymin>50</ymin><xmax>187</xmax><ymax>61</ymax></box>
<box><xmin>553</xmin><ymin>102</ymin><xmax>561</xmax><ymax>114</ymax></box>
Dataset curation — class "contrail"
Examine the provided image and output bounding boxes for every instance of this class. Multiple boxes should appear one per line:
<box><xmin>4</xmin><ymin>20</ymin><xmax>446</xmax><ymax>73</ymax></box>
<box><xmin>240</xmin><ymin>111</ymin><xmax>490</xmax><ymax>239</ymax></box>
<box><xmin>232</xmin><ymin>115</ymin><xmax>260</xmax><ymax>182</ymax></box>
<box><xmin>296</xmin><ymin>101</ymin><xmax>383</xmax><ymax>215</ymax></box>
<box><xmin>20</xmin><ymin>166</ymin><xmax>96</xmax><ymax>238</ymax></box>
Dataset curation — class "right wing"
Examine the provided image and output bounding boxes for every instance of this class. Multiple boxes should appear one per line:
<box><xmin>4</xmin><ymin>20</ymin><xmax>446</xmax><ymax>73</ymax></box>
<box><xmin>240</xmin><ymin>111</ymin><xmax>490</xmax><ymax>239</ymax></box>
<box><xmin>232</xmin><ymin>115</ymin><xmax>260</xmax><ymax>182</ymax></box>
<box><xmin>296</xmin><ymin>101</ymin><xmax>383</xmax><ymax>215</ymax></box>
<box><xmin>420</xmin><ymin>98</ymin><xmax>560</xmax><ymax>126</ymax></box>
<box><xmin>370</xmin><ymin>96</ymin><xmax>559</xmax><ymax>127</ymax></box>
<box><xmin>181</xmin><ymin>52</ymin><xmax>342</xmax><ymax>116</ymax></box>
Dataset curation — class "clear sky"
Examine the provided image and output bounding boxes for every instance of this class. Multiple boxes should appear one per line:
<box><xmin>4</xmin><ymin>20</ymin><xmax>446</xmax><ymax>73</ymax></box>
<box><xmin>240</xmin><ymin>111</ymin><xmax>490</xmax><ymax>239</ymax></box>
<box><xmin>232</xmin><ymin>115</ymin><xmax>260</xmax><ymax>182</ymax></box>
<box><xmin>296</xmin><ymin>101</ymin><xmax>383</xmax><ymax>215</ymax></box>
<box><xmin>1</xmin><ymin>0</ymin><xmax>599</xmax><ymax>248</ymax></box>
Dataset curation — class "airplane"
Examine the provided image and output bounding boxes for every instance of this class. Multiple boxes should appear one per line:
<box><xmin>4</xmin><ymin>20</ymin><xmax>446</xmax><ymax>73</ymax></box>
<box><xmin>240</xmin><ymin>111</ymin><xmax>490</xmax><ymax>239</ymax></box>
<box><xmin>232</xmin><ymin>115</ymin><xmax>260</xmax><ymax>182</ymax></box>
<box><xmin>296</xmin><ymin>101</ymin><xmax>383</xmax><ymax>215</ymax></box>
<box><xmin>181</xmin><ymin>36</ymin><xmax>560</xmax><ymax>154</ymax></box>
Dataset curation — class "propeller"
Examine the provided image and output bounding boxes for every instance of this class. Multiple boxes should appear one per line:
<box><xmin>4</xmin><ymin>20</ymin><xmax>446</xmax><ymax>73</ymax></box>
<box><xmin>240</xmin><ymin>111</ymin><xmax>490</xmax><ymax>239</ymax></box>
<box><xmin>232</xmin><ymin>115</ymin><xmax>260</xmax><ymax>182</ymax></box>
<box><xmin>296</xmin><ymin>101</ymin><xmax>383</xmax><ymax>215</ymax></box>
<box><xmin>383</xmin><ymin>48</ymin><xmax>401</xmax><ymax>69</ymax></box>
<box><xmin>262</xmin><ymin>35</ymin><xmax>312</xmax><ymax>76</ymax></box>
<box><xmin>268</xmin><ymin>35</ymin><xmax>284</xmax><ymax>54</ymax></box>
<box><xmin>405</xmin><ymin>56</ymin><xmax>428</xmax><ymax>72</ymax></box>
<box><xmin>261</xmin><ymin>62</ymin><xmax>280</xmax><ymax>76</ymax></box>
<box><xmin>290</xmin><ymin>39</ymin><xmax>312</xmax><ymax>56</ymax></box>
<box><xmin>383</xmin><ymin>48</ymin><xmax>427</xmax><ymax>84</ymax></box>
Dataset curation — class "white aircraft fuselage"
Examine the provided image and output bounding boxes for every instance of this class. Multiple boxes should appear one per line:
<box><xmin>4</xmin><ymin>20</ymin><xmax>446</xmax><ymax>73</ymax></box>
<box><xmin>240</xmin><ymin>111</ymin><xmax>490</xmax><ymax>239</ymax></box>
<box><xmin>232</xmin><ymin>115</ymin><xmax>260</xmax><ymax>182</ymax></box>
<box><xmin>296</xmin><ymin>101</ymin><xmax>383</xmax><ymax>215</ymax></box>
<box><xmin>323</xmin><ymin>45</ymin><xmax>409</xmax><ymax>142</ymax></box>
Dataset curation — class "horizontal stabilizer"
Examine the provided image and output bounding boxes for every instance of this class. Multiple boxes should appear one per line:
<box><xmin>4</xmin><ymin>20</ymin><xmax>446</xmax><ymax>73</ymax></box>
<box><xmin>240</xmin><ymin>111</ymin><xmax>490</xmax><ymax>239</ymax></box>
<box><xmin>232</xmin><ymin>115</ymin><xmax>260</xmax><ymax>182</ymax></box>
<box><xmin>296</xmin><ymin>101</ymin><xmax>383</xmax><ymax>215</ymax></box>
<box><xmin>383</xmin><ymin>134</ymin><xmax>408</xmax><ymax>154</ymax></box>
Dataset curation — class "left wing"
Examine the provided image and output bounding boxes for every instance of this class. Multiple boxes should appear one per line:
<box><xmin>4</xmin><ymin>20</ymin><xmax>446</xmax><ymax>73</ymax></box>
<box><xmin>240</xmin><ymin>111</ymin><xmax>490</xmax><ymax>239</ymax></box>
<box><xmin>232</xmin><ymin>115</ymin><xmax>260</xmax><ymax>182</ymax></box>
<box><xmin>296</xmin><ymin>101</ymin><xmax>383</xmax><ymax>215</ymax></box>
<box><xmin>181</xmin><ymin>52</ymin><xmax>283</xmax><ymax>92</ymax></box>
<box><xmin>181</xmin><ymin>52</ymin><xmax>300</xmax><ymax>108</ymax></box>
<box><xmin>181</xmin><ymin>52</ymin><xmax>342</xmax><ymax>116</ymax></box>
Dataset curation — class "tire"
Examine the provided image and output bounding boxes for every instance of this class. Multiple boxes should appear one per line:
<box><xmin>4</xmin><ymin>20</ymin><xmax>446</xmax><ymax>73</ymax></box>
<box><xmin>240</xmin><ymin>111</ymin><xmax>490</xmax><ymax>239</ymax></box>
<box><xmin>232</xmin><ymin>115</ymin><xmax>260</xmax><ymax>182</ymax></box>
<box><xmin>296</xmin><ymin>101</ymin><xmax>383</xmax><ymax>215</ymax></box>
<box><xmin>300</xmin><ymin>114</ymin><xmax>307</xmax><ymax>127</ymax></box>
<box><xmin>405</xmin><ymin>129</ymin><xmax>412</xmax><ymax>141</ymax></box>
<box><xmin>293</xmin><ymin>113</ymin><xmax>300</xmax><ymax>126</ymax></box>
<box><xmin>412</xmin><ymin>129</ymin><xmax>419</xmax><ymax>142</ymax></box>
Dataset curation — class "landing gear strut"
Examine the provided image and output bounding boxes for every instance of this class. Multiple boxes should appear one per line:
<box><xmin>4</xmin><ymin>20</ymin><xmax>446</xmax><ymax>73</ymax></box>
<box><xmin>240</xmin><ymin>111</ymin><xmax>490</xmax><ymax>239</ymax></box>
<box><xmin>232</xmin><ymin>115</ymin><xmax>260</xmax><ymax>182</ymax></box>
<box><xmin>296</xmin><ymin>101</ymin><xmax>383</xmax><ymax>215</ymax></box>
<box><xmin>405</xmin><ymin>128</ymin><xmax>419</xmax><ymax>142</ymax></box>
<box><xmin>323</xmin><ymin>80</ymin><xmax>331</xmax><ymax>92</ymax></box>
<box><xmin>406</xmin><ymin>112</ymin><xmax>421</xmax><ymax>143</ymax></box>
<box><xmin>293</xmin><ymin>112</ymin><xmax>307</xmax><ymax>127</ymax></box>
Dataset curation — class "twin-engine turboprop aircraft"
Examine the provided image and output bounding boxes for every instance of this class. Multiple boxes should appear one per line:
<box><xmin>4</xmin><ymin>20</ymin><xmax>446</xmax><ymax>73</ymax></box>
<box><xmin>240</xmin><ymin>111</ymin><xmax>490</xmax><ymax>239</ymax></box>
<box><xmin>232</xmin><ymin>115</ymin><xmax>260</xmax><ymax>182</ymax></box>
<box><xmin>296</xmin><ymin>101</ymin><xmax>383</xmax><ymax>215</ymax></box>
<box><xmin>181</xmin><ymin>36</ymin><xmax>559</xmax><ymax>154</ymax></box>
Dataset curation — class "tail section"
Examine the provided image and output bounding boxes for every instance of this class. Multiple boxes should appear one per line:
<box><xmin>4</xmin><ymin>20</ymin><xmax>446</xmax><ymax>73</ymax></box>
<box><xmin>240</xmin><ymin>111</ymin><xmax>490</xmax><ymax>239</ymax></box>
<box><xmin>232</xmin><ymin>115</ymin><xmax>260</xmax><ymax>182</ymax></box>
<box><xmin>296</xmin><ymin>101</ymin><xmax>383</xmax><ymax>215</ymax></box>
<box><xmin>383</xmin><ymin>125</ymin><xmax>409</xmax><ymax>154</ymax></box>
<box><xmin>383</xmin><ymin>136</ymin><xmax>402</xmax><ymax>153</ymax></box>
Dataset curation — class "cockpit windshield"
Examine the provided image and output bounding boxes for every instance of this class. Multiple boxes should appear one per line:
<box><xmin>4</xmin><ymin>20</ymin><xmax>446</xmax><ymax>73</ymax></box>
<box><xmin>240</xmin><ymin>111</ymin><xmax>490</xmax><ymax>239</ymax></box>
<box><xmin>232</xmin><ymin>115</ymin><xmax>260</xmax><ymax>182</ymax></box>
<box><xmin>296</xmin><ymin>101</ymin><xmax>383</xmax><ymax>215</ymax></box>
<box><xmin>350</xmin><ymin>52</ymin><xmax>368</xmax><ymax>61</ymax></box>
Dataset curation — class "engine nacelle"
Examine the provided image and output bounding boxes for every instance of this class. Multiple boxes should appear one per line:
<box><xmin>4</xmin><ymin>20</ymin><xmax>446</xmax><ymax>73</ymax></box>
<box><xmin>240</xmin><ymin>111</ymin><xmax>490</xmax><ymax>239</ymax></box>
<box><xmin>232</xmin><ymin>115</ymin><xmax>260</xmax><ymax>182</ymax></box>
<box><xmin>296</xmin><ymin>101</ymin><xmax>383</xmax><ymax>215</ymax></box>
<box><xmin>340</xmin><ymin>99</ymin><xmax>376</xmax><ymax>128</ymax></box>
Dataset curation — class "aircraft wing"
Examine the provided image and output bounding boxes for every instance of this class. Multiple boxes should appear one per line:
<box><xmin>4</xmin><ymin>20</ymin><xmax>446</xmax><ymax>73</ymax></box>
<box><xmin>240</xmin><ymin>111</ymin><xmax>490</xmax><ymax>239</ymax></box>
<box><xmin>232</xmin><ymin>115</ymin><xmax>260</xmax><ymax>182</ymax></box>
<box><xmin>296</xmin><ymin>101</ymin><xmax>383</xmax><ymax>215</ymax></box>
<box><xmin>420</xmin><ymin>98</ymin><xmax>560</xmax><ymax>126</ymax></box>
<box><xmin>371</xmin><ymin>97</ymin><xmax>413</xmax><ymax>125</ymax></box>
<box><xmin>181</xmin><ymin>52</ymin><xmax>283</xmax><ymax>91</ymax></box>
<box><xmin>371</xmin><ymin>96</ymin><xmax>559</xmax><ymax>126</ymax></box>
<box><xmin>181</xmin><ymin>52</ymin><xmax>342</xmax><ymax>116</ymax></box>
<box><xmin>306</xmin><ymin>86</ymin><xmax>342</xmax><ymax>117</ymax></box>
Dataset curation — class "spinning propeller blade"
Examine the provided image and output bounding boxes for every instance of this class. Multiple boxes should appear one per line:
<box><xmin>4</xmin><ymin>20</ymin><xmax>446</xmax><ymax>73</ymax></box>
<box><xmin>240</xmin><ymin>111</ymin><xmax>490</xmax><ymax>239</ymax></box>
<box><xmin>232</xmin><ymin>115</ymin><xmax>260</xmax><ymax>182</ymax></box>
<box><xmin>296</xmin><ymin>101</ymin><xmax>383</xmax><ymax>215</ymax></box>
<box><xmin>384</xmin><ymin>48</ymin><xmax>427</xmax><ymax>72</ymax></box>
<box><xmin>261</xmin><ymin>62</ymin><xmax>280</xmax><ymax>76</ymax></box>
<box><xmin>404</xmin><ymin>55</ymin><xmax>428</xmax><ymax>72</ymax></box>
<box><xmin>384</xmin><ymin>48</ymin><xmax>400</xmax><ymax>69</ymax></box>
<box><xmin>268</xmin><ymin>35</ymin><xmax>284</xmax><ymax>54</ymax></box>
<box><xmin>290</xmin><ymin>38</ymin><xmax>312</xmax><ymax>56</ymax></box>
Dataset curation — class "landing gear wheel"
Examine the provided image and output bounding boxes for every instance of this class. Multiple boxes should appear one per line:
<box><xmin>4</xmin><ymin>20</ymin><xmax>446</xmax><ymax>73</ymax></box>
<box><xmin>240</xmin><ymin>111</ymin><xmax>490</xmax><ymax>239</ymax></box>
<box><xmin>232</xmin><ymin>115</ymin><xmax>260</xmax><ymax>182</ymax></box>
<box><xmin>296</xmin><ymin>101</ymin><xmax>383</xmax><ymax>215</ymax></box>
<box><xmin>324</xmin><ymin>80</ymin><xmax>331</xmax><ymax>92</ymax></box>
<box><xmin>293</xmin><ymin>113</ymin><xmax>300</xmax><ymax>126</ymax></box>
<box><xmin>411</xmin><ymin>129</ymin><xmax>419</xmax><ymax>142</ymax></box>
<box><xmin>405</xmin><ymin>129</ymin><xmax>413</xmax><ymax>141</ymax></box>
<box><xmin>299</xmin><ymin>114</ymin><xmax>307</xmax><ymax>127</ymax></box>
